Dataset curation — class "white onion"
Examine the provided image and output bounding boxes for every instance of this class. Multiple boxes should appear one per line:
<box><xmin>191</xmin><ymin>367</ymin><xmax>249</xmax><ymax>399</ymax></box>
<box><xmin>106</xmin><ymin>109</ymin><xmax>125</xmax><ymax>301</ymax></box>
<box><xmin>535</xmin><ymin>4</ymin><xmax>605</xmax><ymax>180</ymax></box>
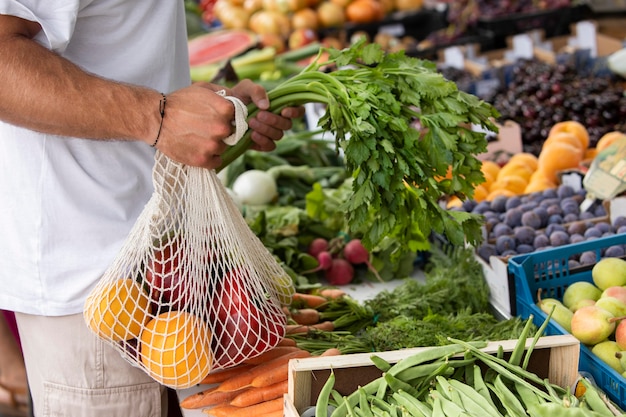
<box><xmin>231</xmin><ymin>169</ymin><xmax>278</xmax><ymax>205</ymax></box>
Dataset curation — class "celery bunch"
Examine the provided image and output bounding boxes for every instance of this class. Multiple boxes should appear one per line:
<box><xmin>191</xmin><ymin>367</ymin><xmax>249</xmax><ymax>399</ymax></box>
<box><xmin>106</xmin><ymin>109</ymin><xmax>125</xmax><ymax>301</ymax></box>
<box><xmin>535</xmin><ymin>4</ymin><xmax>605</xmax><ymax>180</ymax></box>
<box><xmin>219</xmin><ymin>40</ymin><xmax>499</xmax><ymax>251</ymax></box>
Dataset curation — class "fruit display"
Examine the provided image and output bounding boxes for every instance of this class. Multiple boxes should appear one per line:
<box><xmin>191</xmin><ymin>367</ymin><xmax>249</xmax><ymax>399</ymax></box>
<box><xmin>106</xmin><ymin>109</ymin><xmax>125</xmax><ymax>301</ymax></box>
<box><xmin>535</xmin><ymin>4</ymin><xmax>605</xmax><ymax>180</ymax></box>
<box><xmin>535</xmin><ymin>257</ymin><xmax>626</xmax><ymax>375</ymax></box>
<box><xmin>486</xmin><ymin>59</ymin><xmax>626</xmax><ymax>155</ymax></box>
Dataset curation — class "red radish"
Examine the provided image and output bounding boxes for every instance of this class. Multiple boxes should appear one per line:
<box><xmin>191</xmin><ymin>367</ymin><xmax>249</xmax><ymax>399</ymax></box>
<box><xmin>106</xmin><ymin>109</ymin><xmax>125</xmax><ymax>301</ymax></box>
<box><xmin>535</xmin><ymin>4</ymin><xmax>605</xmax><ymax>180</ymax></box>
<box><xmin>325</xmin><ymin>258</ymin><xmax>355</xmax><ymax>285</ymax></box>
<box><xmin>308</xmin><ymin>238</ymin><xmax>329</xmax><ymax>257</ymax></box>
<box><xmin>300</xmin><ymin>251</ymin><xmax>333</xmax><ymax>275</ymax></box>
<box><xmin>343</xmin><ymin>239</ymin><xmax>383</xmax><ymax>282</ymax></box>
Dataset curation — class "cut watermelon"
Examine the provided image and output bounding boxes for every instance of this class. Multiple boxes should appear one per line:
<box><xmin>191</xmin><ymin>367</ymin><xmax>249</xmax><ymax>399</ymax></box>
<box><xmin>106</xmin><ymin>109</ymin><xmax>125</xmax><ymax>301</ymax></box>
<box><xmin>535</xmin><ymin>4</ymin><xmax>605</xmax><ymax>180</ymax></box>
<box><xmin>188</xmin><ymin>29</ymin><xmax>258</xmax><ymax>67</ymax></box>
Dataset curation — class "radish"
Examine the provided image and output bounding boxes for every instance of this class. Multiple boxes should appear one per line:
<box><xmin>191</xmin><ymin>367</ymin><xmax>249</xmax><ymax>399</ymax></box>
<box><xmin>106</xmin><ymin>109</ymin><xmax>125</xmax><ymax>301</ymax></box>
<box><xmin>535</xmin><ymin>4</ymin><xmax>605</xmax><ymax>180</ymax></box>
<box><xmin>343</xmin><ymin>238</ymin><xmax>383</xmax><ymax>282</ymax></box>
<box><xmin>307</xmin><ymin>237</ymin><xmax>329</xmax><ymax>258</ymax></box>
<box><xmin>300</xmin><ymin>251</ymin><xmax>333</xmax><ymax>275</ymax></box>
<box><xmin>325</xmin><ymin>258</ymin><xmax>355</xmax><ymax>285</ymax></box>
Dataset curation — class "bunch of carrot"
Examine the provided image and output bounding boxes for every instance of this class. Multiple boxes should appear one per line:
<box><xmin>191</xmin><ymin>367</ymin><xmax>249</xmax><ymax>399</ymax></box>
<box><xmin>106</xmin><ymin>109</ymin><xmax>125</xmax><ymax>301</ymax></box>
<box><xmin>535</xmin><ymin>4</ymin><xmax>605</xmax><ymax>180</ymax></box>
<box><xmin>180</xmin><ymin>339</ymin><xmax>341</xmax><ymax>416</ymax></box>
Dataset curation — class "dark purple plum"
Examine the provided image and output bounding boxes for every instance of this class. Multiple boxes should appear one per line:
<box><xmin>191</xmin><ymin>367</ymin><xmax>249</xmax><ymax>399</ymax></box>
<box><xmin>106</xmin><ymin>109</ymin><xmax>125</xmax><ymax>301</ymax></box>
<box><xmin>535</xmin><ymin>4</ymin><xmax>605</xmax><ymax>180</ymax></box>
<box><xmin>604</xmin><ymin>245</ymin><xmax>625</xmax><ymax>258</ymax></box>
<box><xmin>477</xmin><ymin>244</ymin><xmax>497</xmax><ymax>261</ymax></box>
<box><xmin>556</xmin><ymin>184</ymin><xmax>575</xmax><ymax>199</ymax></box>
<box><xmin>505</xmin><ymin>196</ymin><xmax>522</xmax><ymax>211</ymax></box>
<box><xmin>584</xmin><ymin>227</ymin><xmax>603</xmax><ymax>239</ymax></box>
<box><xmin>549</xmin><ymin>230</ymin><xmax>570</xmax><ymax>247</ymax></box>
<box><xmin>495</xmin><ymin>235</ymin><xmax>516</xmax><ymax>255</ymax></box>
<box><xmin>504</xmin><ymin>208</ymin><xmax>523</xmax><ymax>228</ymax></box>
<box><xmin>521</xmin><ymin>211</ymin><xmax>542</xmax><ymax>229</ymax></box>
<box><xmin>579</xmin><ymin>251</ymin><xmax>597</xmax><ymax>265</ymax></box>
<box><xmin>492</xmin><ymin>223</ymin><xmax>513</xmax><ymax>238</ymax></box>
<box><xmin>533</xmin><ymin>234</ymin><xmax>550</xmax><ymax>249</ymax></box>
<box><xmin>514</xmin><ymin>226</ymin><xmax>536</xmax><ymax>246</ymax></box>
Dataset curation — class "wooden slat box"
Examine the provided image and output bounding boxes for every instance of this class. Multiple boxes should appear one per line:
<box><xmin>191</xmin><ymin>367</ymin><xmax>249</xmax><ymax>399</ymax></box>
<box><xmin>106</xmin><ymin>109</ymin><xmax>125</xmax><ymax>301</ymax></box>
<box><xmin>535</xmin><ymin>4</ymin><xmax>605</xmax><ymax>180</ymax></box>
<box><xmin>284</xmin><ymin>335</ymin><xmax>580</xmax><ymax>417</ymax></box>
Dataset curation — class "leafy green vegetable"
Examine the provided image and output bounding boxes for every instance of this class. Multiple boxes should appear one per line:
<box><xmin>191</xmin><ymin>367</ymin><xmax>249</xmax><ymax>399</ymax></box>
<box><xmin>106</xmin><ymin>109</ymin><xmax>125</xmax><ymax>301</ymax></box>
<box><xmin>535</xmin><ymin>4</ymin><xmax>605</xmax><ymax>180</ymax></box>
<box><xmin>218</xmin><ymin>39</ymin><xmax>499</xmax><ymax>253</ymax></box>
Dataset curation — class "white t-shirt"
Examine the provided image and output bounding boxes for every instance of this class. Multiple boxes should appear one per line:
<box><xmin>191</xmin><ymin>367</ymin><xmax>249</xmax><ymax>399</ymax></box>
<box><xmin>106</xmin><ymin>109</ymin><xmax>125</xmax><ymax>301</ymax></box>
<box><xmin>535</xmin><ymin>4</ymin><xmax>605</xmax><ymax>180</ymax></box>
<box><xmin>0</xmin><ymin>0</ymin><xmax>191</xmax><ymax>315</ymax></box>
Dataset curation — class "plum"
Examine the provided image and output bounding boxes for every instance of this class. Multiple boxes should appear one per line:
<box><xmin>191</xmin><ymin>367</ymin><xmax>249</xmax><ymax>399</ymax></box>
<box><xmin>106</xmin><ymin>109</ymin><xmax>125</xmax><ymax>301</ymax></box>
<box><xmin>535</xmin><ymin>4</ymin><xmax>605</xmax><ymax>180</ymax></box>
<box><xmin>545</xmin><ymin>223</ymin><xmax>566</xmax><ymax>236</ymax></box>
<box><xmin>567</xmin><ymin>222</ymin><xmax>586</xmax><ymax>235</ymax></box>
<box><xmin>495</xmin><ymin>235</ymin><xmax>516</xmax><ymax>255</ymax></box>
<box><xmin>490</xmin><ymin>195</ymin><xmax>508</xmax><ymax>213</ymax></box>
<box><xmin>462</xmin><ymin>199</ymin><xmax>478</xmax><ymax>212</ymax></box>
<box><xmin>570</xmin><ymin>233</ymin><xmax>585</xmax><ymax>244</ymax></box>
<box><xmin>605</xmin><ymin>245</ymin><xmax>625</xmax><ymax>258</ymax></box>
<box><xmin>540</xmin><ymin>198</ymin><xmax>560</xmax><ymax>208</ymax></box>
<box><xmin>492</xmin><ymin>223</ymin><xmax>513</xmax><ymax>238</ymax></box>
<box><xmin>504</xmin><ymin>208</ymin><xmax>523</xmax><ymax>228</ymax></box>
<box><xmin>568</xmin><ymin>259</ymin><xmax>581</xmax><ymax>268</ymax></box>
<box><xmin>476</xmin><ymin>243</ymin><xmax>497</xmax><ymax>261</ymax></box>
<box><xmin>579</xmin><ymin>251</ymin><xmax>597</xmax><ymax>265</ymax></box>
<box><xmin>563</xmin><ymin>213</ymin><xmax>579</xmax><ymax>223</ymax></box>
<box><xmin>542</xmin><ymin>188</ymin><xmax>558</xmax><ymax>199</ymax></box>
<box><xmin>547</xmin><ymin>205</ymin><xmax>563</xmax><ymax>216</ymax></box>
<box><xmin>519</xmin><ymin>201</ymin><xmax>539</xmax><ymax>212</ymax></box>
<box><xmin>533</xmin><ymin>206</ymin><xmax>549</xmax><ymax>227</ymax></box>
<box><xmin>472</xmin><ymin>201</ymin><xmax>491</xmax><ymax>214</ymax></box>
<box><xmin>580</xmin><ymin>211</ymin><xmax>596</xmax><ymax>220</ymax></box>
<box><xmin>596</xmin><ymin>222</ymin><xmax>611</xmax><ymax>234</ymax></box>
<box><xmin>613</xmin><ymin>216</ymin><xmax>626</xmax><ymax>229</ymax></box>
<box><xmin>550</xmin><ymin>230</ymin><xmax>570</xmax><ymax>247</ymax></box>
<box><xmin>556</xmin><ymin>184</ymin><xmax>575</xmax><ymax>199</ymax></box>
<box><xmin>516</xmin><ymin>244</ymin><xmax>534</xmax><ymax>254</ymax></box>
<box><xmin>501</xmin><ymin>249</ymin><xmax>517</xmax><ymax>257</ymax></box>
<box><xmin>533</xmin><ymin>234</ymin><xmax>550</xmax><ymax>249</ymax></box>
<box><xmin>594</xmin><ymin>204</ymin><xmax>607</xmax><ymax>217</ymax></box>
<box><xmin>521</xmin><ymin>211</ymin><xmax>542</xmax><ymax>229</ymax></box>
<box><xmin>584</xmin><ymin>227</ymin><xmax>603</xmax><ymax>239</ymax></box>
<box><xmin>618</xmin><ymin>225</ymin><xmax>626</xmax><ymax>234</ymax></box>
<box><xmin>548</xmin><ymin>214</ymin><xmax>564</xmax><ymax>225</ymax></box>
<box><xmin>505</xmin><ymin>196</ymin><xmax>522</xmax><ymax>211</ymax></box>
<box><xmin>514</xmin><ymin>226</ymin><xmax>536</xmax><ymax>245</ymax></box>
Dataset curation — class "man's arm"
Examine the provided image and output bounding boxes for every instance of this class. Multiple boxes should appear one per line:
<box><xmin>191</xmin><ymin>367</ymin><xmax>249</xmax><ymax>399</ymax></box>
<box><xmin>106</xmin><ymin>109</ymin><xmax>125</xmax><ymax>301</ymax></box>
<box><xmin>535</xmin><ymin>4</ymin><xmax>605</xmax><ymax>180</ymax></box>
<box><xmin>0</xmin><ymin>14</ymin><xmax>160</xmax><ymax>144</ymax></box>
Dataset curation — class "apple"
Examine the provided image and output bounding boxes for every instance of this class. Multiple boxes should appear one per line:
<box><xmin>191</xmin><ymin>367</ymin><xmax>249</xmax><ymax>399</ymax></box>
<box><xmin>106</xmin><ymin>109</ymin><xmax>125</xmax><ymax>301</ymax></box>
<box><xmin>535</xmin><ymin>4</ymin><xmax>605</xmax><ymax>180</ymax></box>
<box><xmin>571</xmin><ymin>305</ymin><xmax>616</xmax><ymax>345</ymax></box>
<box><xmin>562</xmin><ymin>281</ymin><xmax>602</xmax><ymax>309</ymax></box>
<box><xmin>591</xmin><ymin>341</ymin><xmax>624</xmax><ymax>374</ymax></box>
<box><xmin>592</xmin><ymin>257</ymin><xmax>626</xmax><ymax>291</ymax></box>
<box><xmin>288</xmin><ymin>28</ymin><xmax>318</xmax><ymax>50</ymax></box>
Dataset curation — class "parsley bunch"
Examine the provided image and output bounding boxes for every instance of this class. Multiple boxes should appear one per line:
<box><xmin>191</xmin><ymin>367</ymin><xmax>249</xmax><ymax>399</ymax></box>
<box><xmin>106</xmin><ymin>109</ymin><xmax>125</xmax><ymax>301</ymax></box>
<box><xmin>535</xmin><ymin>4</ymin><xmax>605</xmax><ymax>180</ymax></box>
<box><xmin>219</xmin><ymin>40</ymin><xmax>499</xmax><ymax>252</ymax></box>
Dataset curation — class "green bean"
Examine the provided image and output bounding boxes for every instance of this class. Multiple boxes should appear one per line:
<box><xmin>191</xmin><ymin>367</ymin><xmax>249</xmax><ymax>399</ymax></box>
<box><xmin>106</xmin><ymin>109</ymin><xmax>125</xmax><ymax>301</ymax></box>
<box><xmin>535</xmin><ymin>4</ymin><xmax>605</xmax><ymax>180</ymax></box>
<box><xmin>371</xmin><ymin>355</ymin><xmax>393</xmax><ymax>372</ymax></box>
<box><xmin>359</xmin><ymin>387</ymin><xmax>374</xmax><ymax>417</ymax></box>
<box><xmin>387</xmin><ymin>343</ymin><xmax>487</xmax><ymax>377</ymax></box>
<box><xmin>434</xmin><ymin>376</ymin><xmax>462</xmax><ymax>404</ymax></box>
<box><xmin>429</xmin><ymin>393</ymin><xmax>445</xmax><ymax>417</ymax></box>
<box><xmin>509</xmin><ymin>316</ymin><xmax>535</xmax><ymax>367</ymax></box>
<box><xmin>471</xmin><ymin>364</ymin><xmax>498</xmax><ymax>409</ymax></box>
<box><xmin>343</xmin><ymin>395</ymin><xmax>357</xmax><ymax>417</ymax></box>
<box><xmin>448</xmin><ymin>337</ymin><xmax>562</xmax><ymax>401</ymax></box>
<box><xmin>430</xmin><ymin>390</ymin><xmax>465</xmax><ymax>417</ymax></box>
<box><xmin>523</xmin><ymin>314</ymin><xmax>549</xmax><ymax>371</ymax></box>
<box><xmin>577</xmin><ymin>378</ymin><xmax>615</xmax><ymax>417</ymax></box>
<box><xmin>514</xmin><ymin>380</ymin><xmax>545</xmax><ymax>410</ymax></box>
<box><xmin>317</xmin><ymin>370</ymin><xmax>336</xmax><ymax>417</ymax></box>
<box><xmin>384</xmin><ymin>373</ymin><xmax>419</xmax><ymax>398</ymax></box>
<box><xmin>489</xmin><ymin>376</ymin><xmax>527</xmax><ymax>417</ymax></box>
<box><xmin>527</xmin><ymin>402</ymin><xmax>609</xmax><ymax>417</ymax></box>
<box><xmin>391</xmin><ymin>390</ymin><xmax>431</xmax><ymax>417</ymax></box>
<box><xmin>446</xmin><ymin>378</ymin><xmax>504</xmax><ymax>417</ymax></box>
<box><xmin>393</xmin><ymin>362</ymin><xmax>445</xmax><ymax>385</ymax></box>
<box><xmin>332</xmin><ymin>377</ymin><xmax>387</xmax><ymax>417</ymax></box>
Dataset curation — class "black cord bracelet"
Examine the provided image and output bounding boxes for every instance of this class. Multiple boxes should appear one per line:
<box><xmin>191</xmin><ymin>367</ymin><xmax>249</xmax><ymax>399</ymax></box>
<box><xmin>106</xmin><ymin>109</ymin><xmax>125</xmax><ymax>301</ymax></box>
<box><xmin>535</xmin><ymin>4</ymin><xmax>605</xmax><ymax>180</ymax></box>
<box><xmin>151</xmin><ymin>93</ymin><xmax>167</xmax><ymax>147</ymax></box>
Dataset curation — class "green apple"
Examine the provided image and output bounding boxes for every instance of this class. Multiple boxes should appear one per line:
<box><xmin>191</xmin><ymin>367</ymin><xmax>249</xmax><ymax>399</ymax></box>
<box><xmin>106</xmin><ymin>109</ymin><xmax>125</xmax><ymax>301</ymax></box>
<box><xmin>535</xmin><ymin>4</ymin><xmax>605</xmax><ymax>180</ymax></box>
<box><xmin>593</xmin><ymin>257</ymin><xmax>626</xmax><ymax>291</ymax></box>
<box><xmin>563</xmin><ymin>281</ymin><xmax>602</xmax><ymax>309</ymax></box>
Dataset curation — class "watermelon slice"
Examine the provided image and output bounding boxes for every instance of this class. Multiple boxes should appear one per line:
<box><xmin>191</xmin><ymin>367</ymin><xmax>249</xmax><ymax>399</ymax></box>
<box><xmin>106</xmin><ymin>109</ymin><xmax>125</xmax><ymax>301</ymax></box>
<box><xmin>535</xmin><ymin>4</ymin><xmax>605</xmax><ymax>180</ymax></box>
<box><xmin>188</xmin><ymin>29</ymin><xmax>258</xmax><ymax>67</ymax></box>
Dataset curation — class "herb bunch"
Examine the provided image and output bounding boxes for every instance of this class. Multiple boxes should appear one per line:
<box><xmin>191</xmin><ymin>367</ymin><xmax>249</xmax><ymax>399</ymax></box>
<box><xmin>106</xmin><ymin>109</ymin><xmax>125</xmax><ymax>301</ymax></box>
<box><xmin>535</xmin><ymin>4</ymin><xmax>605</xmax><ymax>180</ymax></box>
<box><xmin>219</xmin><ymin>40</ymin><xmax>499</xmax><ymax>252</ymax></box>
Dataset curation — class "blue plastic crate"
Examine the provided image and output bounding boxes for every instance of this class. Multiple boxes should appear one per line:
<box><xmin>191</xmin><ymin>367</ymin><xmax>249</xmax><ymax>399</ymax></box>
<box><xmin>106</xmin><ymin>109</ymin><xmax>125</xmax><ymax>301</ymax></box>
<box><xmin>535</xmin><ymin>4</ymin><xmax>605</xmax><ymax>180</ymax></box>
<box><xmin>508</xmin><ymin>233</ymin><xmax>626</xmax><ymax>409</ymax></box>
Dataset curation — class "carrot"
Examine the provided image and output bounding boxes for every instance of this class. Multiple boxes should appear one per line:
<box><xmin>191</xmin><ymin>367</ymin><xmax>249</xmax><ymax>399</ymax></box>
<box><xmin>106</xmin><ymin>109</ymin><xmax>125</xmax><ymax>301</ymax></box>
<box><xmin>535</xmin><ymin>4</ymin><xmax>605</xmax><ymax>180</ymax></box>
<box><xmin>216</xmin><ymin>349</ymin><xmax>310</xmax><ymax>392</ymax></box>
<box><xmin>318</xmin><ymin>288</ymin><xmax>346</xmax><ymax>299</ymax></box>
<box><xmin>276</xmin><ymin>337</ymin><xmax>297</xmax><ymax>347</ymax></box>
<box><xmin>225</xmin><ymin>397</ymin><xmax>284</xmax><ymax>417</ymax></box>
<box><xmin>291</xmin><ymin>292</ymin><xmax>328</xmax><ymax>308</ymax></box>
<box><xmin>320</xmin><ymin>347</ymin><xmax>342</xmax><ymax>357</ymax></box>
<box><xmin>289</xmin><ymin>308</ymin><xmax>321</xmax><ymax>325</ymax></box>
<box><xmin>202</xmin><ymin>402</ymin><xmax>240</xmax><ymax>417</ymax></box>
<box><xmin>257</xmin><ymin>411</ymin><xmax>284</xmax><ymax>417</ymax></box>
<box><xmin>243</xmin><ymin>346</ymin><xmax>301</xmax><ymax>365</ymax></box>
<box><xmin>180</xmin><ymin>386</ymin><xmax>248</xmax><ymax>409</ymax></box>
<box><xmin>198</xmin><ymin>363</ymin><xmax>255</xmax><ymax>385</ymax></box>
<box><xmin>285</xmin><ymin>320</ymin><xmax>335</xmax><ymax>335</ymax></box>
<box><xmin>230</xmin><ymin>379</ymin><xmax>288</xmax><ymax>407</ymax></box>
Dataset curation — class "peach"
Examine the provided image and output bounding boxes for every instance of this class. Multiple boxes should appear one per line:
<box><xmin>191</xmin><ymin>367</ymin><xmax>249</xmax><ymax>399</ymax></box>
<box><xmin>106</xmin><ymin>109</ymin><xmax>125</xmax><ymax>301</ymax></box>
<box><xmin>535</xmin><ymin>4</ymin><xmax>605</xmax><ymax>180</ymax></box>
<box><xmin>548</xmin><ymin>120</ymin><xmax>590</xmax><ymax>150</ymax></box>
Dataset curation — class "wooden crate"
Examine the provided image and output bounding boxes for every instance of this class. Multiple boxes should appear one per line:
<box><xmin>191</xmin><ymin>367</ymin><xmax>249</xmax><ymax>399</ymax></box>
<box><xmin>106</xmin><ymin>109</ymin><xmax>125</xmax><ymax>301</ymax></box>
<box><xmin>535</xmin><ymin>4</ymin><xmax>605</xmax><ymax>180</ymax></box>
<box><xmin>285</xmin><ymin>335</ymin><xmax>580</xmax><ymax>417</ymax></box>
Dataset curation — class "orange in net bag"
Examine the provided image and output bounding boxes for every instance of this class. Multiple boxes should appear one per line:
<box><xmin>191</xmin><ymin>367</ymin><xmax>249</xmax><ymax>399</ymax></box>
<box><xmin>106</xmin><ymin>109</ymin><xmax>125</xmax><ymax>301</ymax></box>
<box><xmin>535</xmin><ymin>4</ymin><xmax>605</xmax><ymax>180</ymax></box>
<box><xmin>83</xmin><ymin>151</ymin><xmax>295</xmax><ymax>389</ymax></box>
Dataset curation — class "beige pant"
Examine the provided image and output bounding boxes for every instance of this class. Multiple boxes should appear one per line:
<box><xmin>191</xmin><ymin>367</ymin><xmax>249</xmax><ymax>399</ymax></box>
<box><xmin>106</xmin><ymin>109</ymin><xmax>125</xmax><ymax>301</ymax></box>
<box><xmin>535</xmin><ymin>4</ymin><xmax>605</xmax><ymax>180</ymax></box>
<box><xmin>14</xmin><ymin>312</ymin><xmax>167</xmax><ymax>417</ymax></box>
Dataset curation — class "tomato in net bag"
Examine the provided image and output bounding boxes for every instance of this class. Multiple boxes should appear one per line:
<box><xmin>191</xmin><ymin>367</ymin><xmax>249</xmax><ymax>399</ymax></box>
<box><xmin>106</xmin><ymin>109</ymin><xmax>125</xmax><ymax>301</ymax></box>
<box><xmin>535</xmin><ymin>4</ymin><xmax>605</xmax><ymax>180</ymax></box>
<box><xmin>83</xmin><ymin>151</ymin><xmax>294</xmax><ymax>389</ymax></box>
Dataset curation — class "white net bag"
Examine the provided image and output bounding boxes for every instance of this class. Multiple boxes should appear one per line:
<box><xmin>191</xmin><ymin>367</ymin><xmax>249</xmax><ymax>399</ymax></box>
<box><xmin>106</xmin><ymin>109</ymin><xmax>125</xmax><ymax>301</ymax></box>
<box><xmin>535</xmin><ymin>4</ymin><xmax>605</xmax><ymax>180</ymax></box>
<box><xmin>83</xmin><ymin>150</ymin><xmax>294</xmax><ymax>389</ymax></box>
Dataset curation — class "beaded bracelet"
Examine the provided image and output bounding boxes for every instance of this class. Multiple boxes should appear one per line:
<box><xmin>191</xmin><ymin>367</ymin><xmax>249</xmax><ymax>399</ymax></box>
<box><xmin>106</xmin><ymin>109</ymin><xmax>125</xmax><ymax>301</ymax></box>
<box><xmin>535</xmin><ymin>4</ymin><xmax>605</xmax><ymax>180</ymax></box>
<box><xmin>151</xmin><ymin>93</ymin><xmax>167</xmax><ymax>147</ymax></box>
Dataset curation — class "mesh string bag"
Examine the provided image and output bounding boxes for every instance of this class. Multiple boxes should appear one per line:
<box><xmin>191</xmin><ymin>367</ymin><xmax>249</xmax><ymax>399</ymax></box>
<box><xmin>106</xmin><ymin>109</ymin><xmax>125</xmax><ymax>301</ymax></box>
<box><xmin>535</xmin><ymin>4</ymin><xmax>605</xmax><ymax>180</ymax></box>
<box><xmin>83</xmin><ymin>150</ymin><xmax>294</xmax><ymax>389</ymax></box>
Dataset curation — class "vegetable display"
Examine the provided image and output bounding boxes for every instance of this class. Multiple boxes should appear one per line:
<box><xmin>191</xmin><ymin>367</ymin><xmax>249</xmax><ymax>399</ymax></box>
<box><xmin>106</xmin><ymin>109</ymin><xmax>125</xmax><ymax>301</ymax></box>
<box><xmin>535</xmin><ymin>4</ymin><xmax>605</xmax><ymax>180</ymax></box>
<box><xmin>315</xmin><ymin>315</ymin><xmax>624</xmax><ymax>417</ymax></box>
<box><xmin>218</xmin><ymin>39</ymin><xmax>500</xmax><ymax>254</ymax></box>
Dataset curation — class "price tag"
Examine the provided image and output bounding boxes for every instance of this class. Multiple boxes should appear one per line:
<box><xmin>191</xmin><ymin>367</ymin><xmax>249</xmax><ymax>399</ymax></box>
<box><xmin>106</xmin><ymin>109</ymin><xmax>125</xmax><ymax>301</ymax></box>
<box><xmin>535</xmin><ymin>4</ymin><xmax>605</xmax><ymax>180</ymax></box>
<box><xmin>443</xmin><ymin>46</ymin><xmax>465</xmax><ymax>70</ymax></box>
<box><xmin>379</xmin><ymin>23</ymin><xmax>404</xmax><ymax>37</ymax></box>
<box><xmin>512</xmin><ymin>34</ymin><xmax>534</xmax><ymax>60</ymax></box>
<box><xmin>576</xmin><ymin>21</ymin><xmax>597</xmax><ymax>58</ymax></box>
